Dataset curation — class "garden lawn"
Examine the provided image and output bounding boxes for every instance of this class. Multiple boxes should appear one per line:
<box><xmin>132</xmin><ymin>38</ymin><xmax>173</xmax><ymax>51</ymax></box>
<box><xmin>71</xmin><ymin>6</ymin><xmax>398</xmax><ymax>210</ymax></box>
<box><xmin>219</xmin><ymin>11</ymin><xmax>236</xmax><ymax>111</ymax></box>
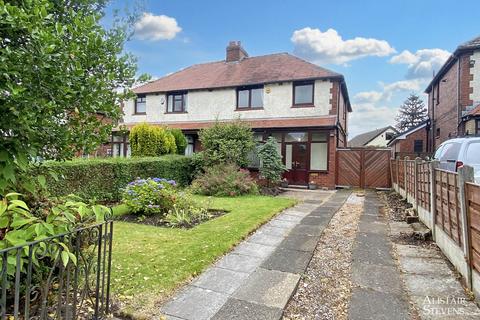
<box><xmin>111</xmin><ymin>195</ymin><xmax>296</xmax><ymax>318</ymax></box>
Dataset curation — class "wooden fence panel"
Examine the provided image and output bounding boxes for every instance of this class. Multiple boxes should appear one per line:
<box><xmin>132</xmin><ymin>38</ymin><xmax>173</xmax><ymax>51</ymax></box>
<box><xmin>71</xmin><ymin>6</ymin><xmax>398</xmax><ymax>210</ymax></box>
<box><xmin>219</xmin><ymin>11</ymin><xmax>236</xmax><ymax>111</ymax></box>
<box><xmin>466</xmin><ymin>182</ymin><xmax>480</xmax><ymax>273</ymax></box>
<box><xmin>398</xmin><ymin>160</ymin><xmax>405</xmax><ymax>189</ymax></box>
<box><xmin>364</xmin><ymin>150</ymin><xmax>391</xmax><ymax>188</ymax></box>
<box><xmin>417</xmin><ymin>162</ymin><xmax>431</xmax><ymax>211</ymax></box>
<box><xmin>406</xmin><ymin>161</ymin><xmax>415</xmax><ymax>198</ymax></box>
<box><xmin>435</xmin><ymin>169</ymin><xmax>463</xmax><ymax>247</ymax></box>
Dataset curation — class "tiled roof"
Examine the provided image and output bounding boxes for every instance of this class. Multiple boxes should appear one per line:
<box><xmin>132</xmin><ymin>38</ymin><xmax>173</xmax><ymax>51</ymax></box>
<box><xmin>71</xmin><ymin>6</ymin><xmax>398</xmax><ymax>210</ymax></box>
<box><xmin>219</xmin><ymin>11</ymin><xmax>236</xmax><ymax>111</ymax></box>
<box><xmin>348</xmin><ymin>126</ymin><xmax>397</xmax><ymax>147</ymax></box>
<box><xmin>120</xmin><ymin>116</ymin><xmax>337</xmax><ymax>131</ymax></box>
<box><xmin>133</xmin><ymin>53</ymin><xmax>342</xmax><ymax>94</ymax></box>
<box><xmin>458</xmin><ymin>35</ymin><xmax>480</xmax><ymax>51</ymax></box>
<box><xmin>426</xmin><ymin>35</ymin><xmax>480</xmax><ymax>92</ymax></box>
<box><xmin>466</xmin><ymin>104</ymin><xmax>480</xmax><ymax>116</ymax></box>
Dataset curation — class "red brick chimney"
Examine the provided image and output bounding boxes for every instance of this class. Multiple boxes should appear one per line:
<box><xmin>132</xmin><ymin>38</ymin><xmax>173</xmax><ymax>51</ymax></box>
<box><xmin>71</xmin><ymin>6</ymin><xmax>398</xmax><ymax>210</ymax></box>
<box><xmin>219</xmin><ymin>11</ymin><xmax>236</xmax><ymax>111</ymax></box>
<box><xmin>226</xmin><ymin>41</ymin><xmax>248</xmax><ymax>62</ymax></box>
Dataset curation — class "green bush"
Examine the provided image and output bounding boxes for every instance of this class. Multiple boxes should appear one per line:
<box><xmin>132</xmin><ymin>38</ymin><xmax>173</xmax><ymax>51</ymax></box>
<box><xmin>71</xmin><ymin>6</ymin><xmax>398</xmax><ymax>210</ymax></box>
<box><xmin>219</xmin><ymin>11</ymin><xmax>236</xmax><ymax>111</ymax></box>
<box><xmin>130</xmin><ymin>123</ymin><xmax>176</xmax><ymax>157</ymax></box>
<box><xmin>199</xmin><ymin>121</ymin><xmax>255</xmax><ymax>168</ymax></box>
<box><xmin>37</xmin><ymin>156</ymin><xmax>194</xmax><ymax>202</ymax></box>
<box><xmin>168</xmin><ymin>128</ymin><xmax>188</xmax><ymax>155</ymax></box>
<box><xmin>191</xmin><ymin>163</ymin><xmax>258</xmax><ymax>196</ymax></box>
<box><xmin>121</xmin><ymin>178</ymin><xmax>178</xmax><ymax>216</ymax></box>
<box><xmin>258</xmin><ymin>137</ymin><xmax>286</xmax><ymax>186</ymax></box>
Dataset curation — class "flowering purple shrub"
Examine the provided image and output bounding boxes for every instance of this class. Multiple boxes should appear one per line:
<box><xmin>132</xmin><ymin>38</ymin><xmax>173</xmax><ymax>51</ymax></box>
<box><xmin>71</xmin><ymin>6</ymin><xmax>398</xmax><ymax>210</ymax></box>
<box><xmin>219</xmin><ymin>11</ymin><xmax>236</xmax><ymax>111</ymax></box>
<box><xmin>121</xmin><ymin>177</ymin><xmax>178</xmax><ymax>215</ymax></box>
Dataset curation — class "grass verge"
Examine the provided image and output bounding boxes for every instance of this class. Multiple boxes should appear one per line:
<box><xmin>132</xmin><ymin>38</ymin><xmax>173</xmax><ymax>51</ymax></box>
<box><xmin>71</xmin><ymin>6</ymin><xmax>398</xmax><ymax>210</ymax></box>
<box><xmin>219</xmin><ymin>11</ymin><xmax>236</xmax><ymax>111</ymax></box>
<box><xmin>111</xmin><ymin>195</ymin><xmax>296</xmax><ymax>318</ymax></box>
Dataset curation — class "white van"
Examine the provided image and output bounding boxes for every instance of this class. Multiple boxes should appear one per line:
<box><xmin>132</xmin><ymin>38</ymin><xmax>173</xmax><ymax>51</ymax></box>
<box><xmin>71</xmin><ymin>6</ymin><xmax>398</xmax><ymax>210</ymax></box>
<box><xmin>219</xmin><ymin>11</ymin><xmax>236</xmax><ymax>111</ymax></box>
<box><xmin>434</xmin><ymin>137</ymin><xmax>480</xmax><ymax>183</ymax></box>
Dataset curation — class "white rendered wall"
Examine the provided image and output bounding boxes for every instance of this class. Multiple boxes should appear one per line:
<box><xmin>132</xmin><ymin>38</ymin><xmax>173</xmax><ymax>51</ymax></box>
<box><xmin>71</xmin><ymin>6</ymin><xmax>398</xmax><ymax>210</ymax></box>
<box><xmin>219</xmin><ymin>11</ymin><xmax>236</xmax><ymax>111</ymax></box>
<box><xmin>366</xmin><ymin>128</ymin><xmax>397</xmax><ymax>147</ymax></box>
<box><xmin>470</xmin><ymin>50</ymin><xmax>480</xmax><ymax>104</ymax></box>
<box><xmin>122</xmin><ymin>80</ymin><xmax>333</xmax><ymax>125</ymax></box>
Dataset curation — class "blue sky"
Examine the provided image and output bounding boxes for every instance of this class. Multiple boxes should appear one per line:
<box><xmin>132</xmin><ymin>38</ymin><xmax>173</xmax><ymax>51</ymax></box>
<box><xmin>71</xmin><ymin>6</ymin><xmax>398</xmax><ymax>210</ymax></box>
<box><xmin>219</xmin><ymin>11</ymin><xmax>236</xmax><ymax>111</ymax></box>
<box><xmin>106</xmin><ymin>0</ymin><xmax>480</xmax><ymax>137</ymax></box>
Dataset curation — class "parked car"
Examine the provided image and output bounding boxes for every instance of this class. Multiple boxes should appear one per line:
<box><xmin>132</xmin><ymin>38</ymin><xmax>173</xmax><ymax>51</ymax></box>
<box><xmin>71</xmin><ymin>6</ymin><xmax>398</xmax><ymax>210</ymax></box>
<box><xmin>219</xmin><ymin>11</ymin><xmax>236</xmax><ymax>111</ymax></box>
<box><xmin>433</xmin><ymin>137</ymin><xmax>480</xmax><ymax>183</ymax></box>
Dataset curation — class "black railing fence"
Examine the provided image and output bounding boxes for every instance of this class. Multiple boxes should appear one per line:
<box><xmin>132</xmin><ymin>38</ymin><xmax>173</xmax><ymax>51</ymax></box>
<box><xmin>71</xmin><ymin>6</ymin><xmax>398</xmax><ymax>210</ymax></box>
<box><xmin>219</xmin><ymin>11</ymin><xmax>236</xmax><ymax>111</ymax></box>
<box><xmin>0</xmin><ymin>221</ymin><xmax>113</xmax><ymax>319</ymax></box>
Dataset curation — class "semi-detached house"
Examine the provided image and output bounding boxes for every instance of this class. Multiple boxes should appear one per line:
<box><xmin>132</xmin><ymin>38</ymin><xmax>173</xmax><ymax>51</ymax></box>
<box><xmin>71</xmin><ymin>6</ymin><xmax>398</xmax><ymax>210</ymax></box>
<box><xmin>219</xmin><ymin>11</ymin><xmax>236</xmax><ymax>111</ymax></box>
<box><xmin>113</xmin><ymin>41</ymin><xmax>351</xmax><ymax>188</ymax></box>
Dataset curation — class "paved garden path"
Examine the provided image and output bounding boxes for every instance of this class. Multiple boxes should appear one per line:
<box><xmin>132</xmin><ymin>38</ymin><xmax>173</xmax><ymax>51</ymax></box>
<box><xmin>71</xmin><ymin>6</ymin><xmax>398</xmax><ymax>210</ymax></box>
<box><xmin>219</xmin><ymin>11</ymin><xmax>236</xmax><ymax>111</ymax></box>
<box><xmin>348</xmin><ymin>191</ymin><xmax>412</xmax><ymax>320</ymax></box>
<box><xmin>161</xmin><ymin>189</ymin><xmax>351</xmax><ymax>320</ymax></box>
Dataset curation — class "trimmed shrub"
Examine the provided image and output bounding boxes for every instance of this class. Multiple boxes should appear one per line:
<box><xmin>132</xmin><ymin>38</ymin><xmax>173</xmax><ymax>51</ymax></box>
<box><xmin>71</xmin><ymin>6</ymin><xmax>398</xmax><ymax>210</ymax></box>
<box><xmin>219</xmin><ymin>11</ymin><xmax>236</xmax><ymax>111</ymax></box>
<box><xmin>190</xmin><ymin>163</ymin><xmax>258</xmax><ymax>196</ymax></box>
<box><xmin>130</xmin><ymin>123</ymin><xmax>176</xmax><ymax>156</ymax></box>
<box><xmin>37</xmin><ymin>156</ymin><xmax>194</xmax><ymax>202</ymax></box>
<box><xmin>168</xmin><ymin>128</ymin><xmax>188</xmax><ymax>154</ymax></box>
<box><xmin>258</xmin><ymin>137</ymin><xmax>286</xmax><ymax>186</ymax></box>
<box><xmin>199</xmin><ymin>121</ymin><xmax>255</xmax><ymax>168</ymax></box>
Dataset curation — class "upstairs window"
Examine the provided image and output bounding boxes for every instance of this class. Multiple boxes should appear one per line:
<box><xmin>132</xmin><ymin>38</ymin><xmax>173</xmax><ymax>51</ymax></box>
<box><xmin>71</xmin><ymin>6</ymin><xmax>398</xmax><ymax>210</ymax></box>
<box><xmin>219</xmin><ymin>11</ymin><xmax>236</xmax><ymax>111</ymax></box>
<box><xmin>167</xmin><ymin>92</ymin><xmax>188</xmax><ymax>113</ymax></box>
<box><xmin>237</xmin><ymin>86</ymin><xmax>263</xmax><ymax>109</ymax></box>
<box><xmin>134</xmin><ymin>95</ymin><xmax>146</xmax><ymax>114</ymax></box>
<box><xmin>293</xmin><ymin>81</ymin><xmax>314</xmax><ymax>106</ymax></box>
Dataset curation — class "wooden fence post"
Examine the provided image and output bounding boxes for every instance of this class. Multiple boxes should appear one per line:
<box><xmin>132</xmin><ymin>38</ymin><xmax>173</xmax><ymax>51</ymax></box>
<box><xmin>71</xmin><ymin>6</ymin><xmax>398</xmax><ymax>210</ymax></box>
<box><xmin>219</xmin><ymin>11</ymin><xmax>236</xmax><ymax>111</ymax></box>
<box><xmin>458</xmin><ymin>165</ymin><xmax>474</xmax><ymax>289</ymax></box>
<box><xmin>404</xmin><ymin>156</ymin><xmax>409</xmax><ymax>196</ymax></box>
<box><xmin>414</xmin><ymin>157</ymin><xmax>421</xmax><ymax>212</ymax></box>
<box><xmin>430</xmin><ymin>160</ymin><xmax>439</xmax><ymax>240</ymax></box>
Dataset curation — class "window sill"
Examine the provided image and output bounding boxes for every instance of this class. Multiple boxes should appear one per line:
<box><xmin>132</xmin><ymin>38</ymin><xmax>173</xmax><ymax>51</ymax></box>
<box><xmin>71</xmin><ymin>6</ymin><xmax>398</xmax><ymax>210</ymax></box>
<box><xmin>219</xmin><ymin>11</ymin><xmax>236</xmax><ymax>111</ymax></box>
<box><xmin>133</xmin><ymin>112</ymin><xmax>146</xmax><ymax>115</ymax></box>
<box><xmin>235</xmin><ymin>108</ymin><xmax>264</xmax><ymax>111</ymax></box>
<box><xmin>309</xmin><ymin>169</ymin><xmax>329</xmax><ymax>173</ymax></box>
<box><xmin>165</xmin><ymin>111</ymin><xmax>188</xmax><ymax>114</ymax></box>
<box><xmin>291</xmin><ymin>104</ymin><xmax>315</xmax><ymax>108</ymax></box>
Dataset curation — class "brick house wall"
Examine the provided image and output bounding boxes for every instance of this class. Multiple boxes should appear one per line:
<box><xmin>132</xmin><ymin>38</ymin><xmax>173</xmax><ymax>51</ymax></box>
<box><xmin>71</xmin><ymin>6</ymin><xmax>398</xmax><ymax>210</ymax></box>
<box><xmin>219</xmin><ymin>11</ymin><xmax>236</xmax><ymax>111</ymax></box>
<box><xmin>427</xmin><ymin>50</ymin><xmax>476</xmax><ymax>152</ymax></box>
<box><xmin>390</xmin><ymin>126</ymin><xmax>429</xmax><ymax>159</ymax></box>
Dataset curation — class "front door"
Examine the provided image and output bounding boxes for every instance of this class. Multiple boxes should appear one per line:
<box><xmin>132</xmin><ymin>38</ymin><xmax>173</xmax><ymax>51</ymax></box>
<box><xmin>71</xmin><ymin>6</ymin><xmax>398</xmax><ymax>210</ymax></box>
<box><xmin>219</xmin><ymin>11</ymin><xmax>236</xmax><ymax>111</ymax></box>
<box><xmin>284</xmin><ymin>142</ymin><xmax>308</xmax><ymax>185</ymax></box>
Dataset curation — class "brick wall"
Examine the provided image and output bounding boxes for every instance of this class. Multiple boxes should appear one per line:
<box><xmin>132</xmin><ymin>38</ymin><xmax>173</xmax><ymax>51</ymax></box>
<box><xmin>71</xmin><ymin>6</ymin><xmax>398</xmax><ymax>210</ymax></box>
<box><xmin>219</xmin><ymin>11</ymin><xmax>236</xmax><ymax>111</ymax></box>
<box><xmin>428</xmin><ymin>52</ymin><xmax>474</xmax><ymax>152</ymax></box>
<box><xmin>309</xmin><ymin>132</ymin><xmax>336</xmax><ymax>189</ymax></box>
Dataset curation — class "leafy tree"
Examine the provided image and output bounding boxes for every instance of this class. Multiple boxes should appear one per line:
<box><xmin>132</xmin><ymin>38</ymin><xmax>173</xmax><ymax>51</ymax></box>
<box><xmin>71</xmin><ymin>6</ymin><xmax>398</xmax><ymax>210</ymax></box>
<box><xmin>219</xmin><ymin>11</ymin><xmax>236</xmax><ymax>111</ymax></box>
<box><xmin>258</xmin><ymin>137</ymin><xmax>286</xmax><ymax>186</ymax></box>
<box><xmin>129</xmin><ymin>124</ymin><xmax>176</xmax><ymax>157</ymax></box>
<box><xmin>199</xmin><ymin>121</ymin><xmax>255</xmax><ymax>168</ymax></box>
<box><xmin>168</xmin><ymin>128</ymin><xmax>188</xmax><ymax>154</ymax></box>
<box><xmin>395</xmin><ymin>94</ymin><xmax>428</xmax><ymax>132</ymax></box>
<box><xmin>0</xmin><ymin>0</ymin><xmax>138</xmax><ymax>193</ymax></box>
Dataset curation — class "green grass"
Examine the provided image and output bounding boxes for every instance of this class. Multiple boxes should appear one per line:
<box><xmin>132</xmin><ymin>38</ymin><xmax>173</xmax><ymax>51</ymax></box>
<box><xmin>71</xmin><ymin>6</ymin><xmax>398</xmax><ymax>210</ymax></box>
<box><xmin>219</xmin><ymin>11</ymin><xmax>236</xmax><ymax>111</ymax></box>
<box><xmin>111</xmin><ymin>195</ymin><xmax>296</xmax><ymax>318</ymax></box>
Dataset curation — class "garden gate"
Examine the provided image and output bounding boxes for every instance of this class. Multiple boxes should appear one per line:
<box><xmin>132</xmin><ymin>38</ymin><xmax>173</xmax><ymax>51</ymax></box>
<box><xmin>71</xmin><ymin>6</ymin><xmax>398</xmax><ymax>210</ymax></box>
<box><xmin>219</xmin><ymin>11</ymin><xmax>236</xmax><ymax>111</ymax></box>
<box><xmin>336</xmin><ymin>148</ymin><xmax>391</xmax><ymax>188</ymax></box>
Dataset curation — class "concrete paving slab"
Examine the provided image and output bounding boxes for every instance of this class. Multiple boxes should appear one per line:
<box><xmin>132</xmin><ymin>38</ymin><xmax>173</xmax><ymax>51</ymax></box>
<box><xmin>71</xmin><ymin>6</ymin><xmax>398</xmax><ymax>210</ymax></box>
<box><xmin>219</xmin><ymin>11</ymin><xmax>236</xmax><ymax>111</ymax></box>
<box><xmin>232</xmin><ymin>268</ymin><xmax>300</xmax><ymax>309</ymax></box>
<box><xmin>289</xmin><ymin>224</ymin><xmax>325</xmax><ymax>236</ymax></box>
<box><xmin>233</xmin><ymin>242</ymin><xmax>277</xmax><ymax>259</ymax></box>
<box><xmin>358</xmin><ymin>220</ymin><xmax>387</xmax><ymax>234</ymax></box>
<box><xmin>394</xmin><ymin>244</ymin><xmax>441</xmax><ymax>259</ymax></box>
<box><xmin>247</xmin><ymin>232</ymin><xmax>284</xmax><ymax>247</ymax></box>
<box><xmin>403</xmin><ymin>274</ymin><xmax>465</xmax><ymax>297</ymax></box>
<box><xmin>261</xmin><ymin>247</ymin><xmax>312</xmax><ymax>274</ymax></box>
<box><xmin>274</xmin><ymin>213</ymin><xmax>304</xmax><ymax>223</ymax></box>
<box><xmin>266</xmin><ymin>219</ymin><xmax>298</xmax><ymax>229</ymax></box>
<box><xmin>410</xmin><ymin>295</ymin><xmax>480</xmax><ymax>319</ymax></box>
<box><xmin>349</xmin><ymin>287</ymin><xmax>410</xmax><ymax>320</ymax></box>
<box><xmin>352</xmin><ymin>263</ymin><xmax>404</xmax><ymax>294</ymax></box>
<box><xmin>300</xmin><ymin>215</ymin><xmax>331</xmax><ymax>226</ymax></box>
<box><xmin>162</xmin><ymin>286</ymin><xmax>228</xmax><ymax>320</ymax></box>
<box><xmin>256</xmin><ymin>225</ymin><xmax>290</xmax><ymax>237</ymax></box>
<box><xmin>281</xmin><ymin>210</ymin><xmax>310</xmax><ymax>218</ymax></box>
<box><xmin>211</xmin><ymin>298</ymin><xmax>283</xmax><ymax>320</ymax></box>
<box><xmin>352</xmin><ymin>232</ymin><xmax>395</xmax><ymax>266</ymax></box>
<box><xmin>397</xmin><ymin>256</ymin><xmax>453</xmax><ymax>276</ymax></box>
<box><xmin>216</xmin><ymin>253</ymin><xmax>263</xmax><ymax>273</ymax></box>
<box><xmin>279</xmin><ymin>234</ymin><xmax>319</xmax><ymax>252</ymax></box>
<box><xmin>192</xmin><ymin>267</ymin><xmax>249</xmax><ymax>295</ymax></box>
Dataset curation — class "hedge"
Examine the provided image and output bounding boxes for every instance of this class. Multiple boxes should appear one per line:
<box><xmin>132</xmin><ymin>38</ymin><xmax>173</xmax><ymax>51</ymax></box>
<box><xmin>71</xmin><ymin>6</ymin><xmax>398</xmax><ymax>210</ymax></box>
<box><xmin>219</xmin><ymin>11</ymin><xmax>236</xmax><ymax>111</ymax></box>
<box><xmin>39</xmin><ymin>155</ymin><xmax>194</xmax><ymax>202</ymax></box>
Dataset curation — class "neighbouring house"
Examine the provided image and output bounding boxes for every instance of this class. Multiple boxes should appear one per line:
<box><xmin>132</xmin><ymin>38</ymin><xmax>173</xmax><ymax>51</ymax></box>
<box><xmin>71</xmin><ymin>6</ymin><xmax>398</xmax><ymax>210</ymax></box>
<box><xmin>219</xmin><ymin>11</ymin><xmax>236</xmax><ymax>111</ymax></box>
<box><xmin>425</xmin><ymin>35</ymin><xmax>480</xmax><ymax>152</ymax></box>
<box><xmin>348</xmin><ymin>126</ymin><xmax>398</xmax><ymax>148</ymax></box>
<box><xmin>387</xmin><ymin>121</ymin><xmax>430</xmax><ymax>159</ymax></box>
<box><xmin>110</xmin><ymin>41</ymin><xmax>352</xmax><ymax>187</ymax></box>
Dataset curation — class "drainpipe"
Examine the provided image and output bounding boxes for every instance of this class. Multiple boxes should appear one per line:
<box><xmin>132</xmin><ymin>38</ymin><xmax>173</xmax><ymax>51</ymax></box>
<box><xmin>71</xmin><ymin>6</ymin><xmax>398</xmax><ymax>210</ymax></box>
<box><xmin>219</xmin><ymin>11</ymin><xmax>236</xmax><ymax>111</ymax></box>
<box><xmin>457</xmin><ymin>57</ymin><xmax>462</xmax><ymax>135</ymax></box>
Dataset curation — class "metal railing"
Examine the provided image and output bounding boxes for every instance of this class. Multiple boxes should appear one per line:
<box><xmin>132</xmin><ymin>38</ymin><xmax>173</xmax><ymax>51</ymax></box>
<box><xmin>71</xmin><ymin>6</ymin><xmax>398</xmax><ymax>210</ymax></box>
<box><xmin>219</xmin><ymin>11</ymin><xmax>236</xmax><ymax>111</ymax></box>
<box><xmin>0</xmin><ymin>221</ymin><xmax>113</xmax><ymax>319</ymax></box>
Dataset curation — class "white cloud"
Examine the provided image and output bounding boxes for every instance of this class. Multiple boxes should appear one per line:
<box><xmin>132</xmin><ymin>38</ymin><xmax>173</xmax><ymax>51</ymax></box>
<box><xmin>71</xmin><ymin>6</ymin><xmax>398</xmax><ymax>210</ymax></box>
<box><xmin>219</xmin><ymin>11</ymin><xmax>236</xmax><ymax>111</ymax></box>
<box><xmin>291</xmin><ymin>27</ymin><xmax>396</xmax><ymax>65</ymax></box>
<box><xmin>134</xmin><ymin>13</ymin><xmax>182</xmax><ymax>41</ymax></box>
<box><xmin>349</xmin><ymin>78</ymin><xmax>429</xmax><ymax>137</ymax></box>
<box><xmin>389</xmin><ymin>49</ymin><xmax>450</xmax><ymax>79</ymax></box>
